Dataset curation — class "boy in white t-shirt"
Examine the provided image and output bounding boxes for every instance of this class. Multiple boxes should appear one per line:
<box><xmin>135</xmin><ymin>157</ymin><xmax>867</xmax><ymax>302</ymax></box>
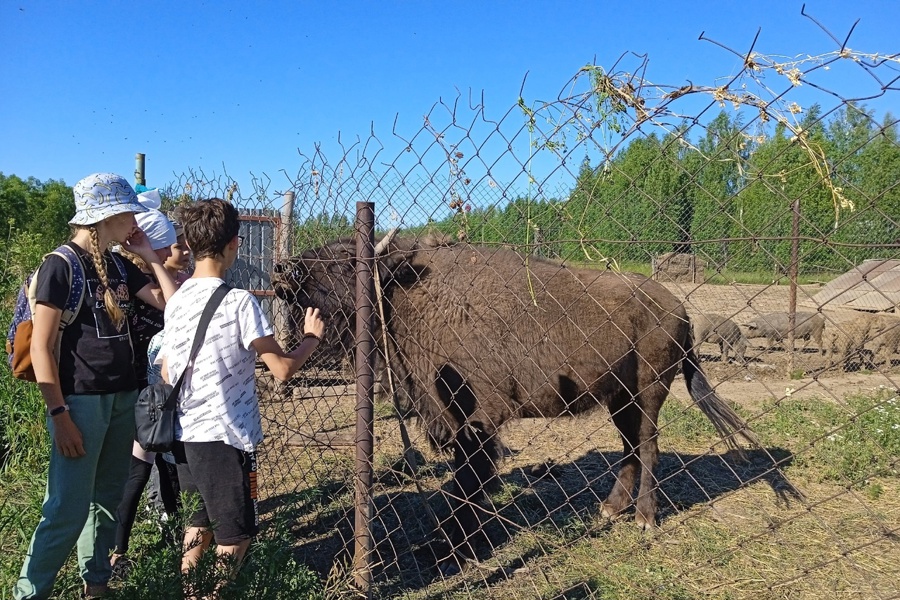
<box><xmin>157</xmin><ymin>198</ymin><xmax>324</xmax><ymax>576</ymax></box>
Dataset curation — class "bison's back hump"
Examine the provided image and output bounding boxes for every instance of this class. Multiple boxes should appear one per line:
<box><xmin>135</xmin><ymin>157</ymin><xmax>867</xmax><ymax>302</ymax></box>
<box><xmin>408</xmin><ymin>245</ymin><xmax>687</xmax><ymax>335</ymax></box>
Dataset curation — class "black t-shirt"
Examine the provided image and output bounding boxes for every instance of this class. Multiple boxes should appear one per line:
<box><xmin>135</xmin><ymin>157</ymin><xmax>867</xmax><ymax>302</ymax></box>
<box><xmin>123</xmin><ymin>261</ymin><xmax>164</xmax><ymax>390</ymax></box>
<box><xmin>35</xmin><ymin>243</ymin><xmax>150</xmax><ymax>395</ymax></box>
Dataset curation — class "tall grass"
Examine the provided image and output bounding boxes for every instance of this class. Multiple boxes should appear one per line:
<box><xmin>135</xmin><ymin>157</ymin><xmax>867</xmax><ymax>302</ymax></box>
<box><xmin>0</xmin><ymin>316</ymin><xmax>325</xmax><ymax>599</ymax></box>
<box><xmin>758</xmin><ymin>388</ymin><xmax>900</xmax><ymax>485</ymax></box>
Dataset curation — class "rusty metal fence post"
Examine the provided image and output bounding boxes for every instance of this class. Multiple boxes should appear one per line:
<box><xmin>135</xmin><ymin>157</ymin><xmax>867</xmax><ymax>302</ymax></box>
<box><xmin>788</xmin><ymin>195</ymin><xmax>800</xmax><ymax>374</ymax></box>
<box><xmin>274</xmin><ymin>190</ymin><xmax>294</xmax><ymax>349</ymax></box>
<box><xmin>353</xmin><ymin>201</ymin><xmax>376</xmax><ymax>595</ymax></box>
<box><xmin>134</xmin><ymin>152</ymin><xmax>145</xmax><ymax>187</ymax></box>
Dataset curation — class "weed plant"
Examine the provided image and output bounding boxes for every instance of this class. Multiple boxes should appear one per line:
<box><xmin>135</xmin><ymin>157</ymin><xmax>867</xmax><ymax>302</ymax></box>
<box><xmin>0</xmin><ymin>307</ymin><xmax>325</xmax><ymax>599</ymax></box>
<box><xmin>759</xmin><ymin>387</ymin><xmax>900</xmax><ymax>484</ymax></box>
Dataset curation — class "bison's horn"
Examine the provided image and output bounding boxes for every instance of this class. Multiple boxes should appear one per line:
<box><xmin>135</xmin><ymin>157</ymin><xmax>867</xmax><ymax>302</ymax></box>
<box><xmin>374</xmin><ymin>227</ymin><xmax>399</xmax><ymax>256</ymax></box>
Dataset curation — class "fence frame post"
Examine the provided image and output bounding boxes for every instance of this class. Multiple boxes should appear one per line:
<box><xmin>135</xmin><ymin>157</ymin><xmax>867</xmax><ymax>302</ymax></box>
<box><xmin>274</xmin><ymin>191</ymin><xmax>294</xmax><ymax>349</ymax></box>
<box><xmin>353</xmin><ymin>201</ymin><xmax>376</xmax><ymax>595</ymax></box>
<box><xmin>134</xmin><ymin>153</ymin><xmax>146</xmax><ymax>187</ymax></box>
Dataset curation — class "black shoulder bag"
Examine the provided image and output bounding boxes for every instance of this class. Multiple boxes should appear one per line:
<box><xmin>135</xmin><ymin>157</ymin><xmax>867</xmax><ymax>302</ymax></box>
<box><xmin>135</xmin><ymin>284</ymin><xmax>231</xmax><ymax>452</ymax></box>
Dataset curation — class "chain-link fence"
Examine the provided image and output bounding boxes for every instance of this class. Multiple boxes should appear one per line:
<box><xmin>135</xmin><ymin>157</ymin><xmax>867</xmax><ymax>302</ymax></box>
<box><xmin>164</xmin><ymin>14</ymin><xmax>898</xmax><ymax>600</ymax></box>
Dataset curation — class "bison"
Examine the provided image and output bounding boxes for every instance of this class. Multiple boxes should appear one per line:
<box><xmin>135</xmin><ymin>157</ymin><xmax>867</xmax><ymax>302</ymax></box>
<box><xmin>273</xmin><ymin>232</ymin><xmax>757</xmax><ymax>569</ymax></box>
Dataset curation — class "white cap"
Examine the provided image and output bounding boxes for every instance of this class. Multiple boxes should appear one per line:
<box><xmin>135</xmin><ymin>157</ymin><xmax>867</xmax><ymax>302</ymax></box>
<box><xmin>136</xmin><ymin>209</ymin><xmax>177</xmax><ymax>250</ymax></box>
<box><xmin>136</xmin><ymin>189</ymin><xmax>162</xmax><ymax>210</ymax></box>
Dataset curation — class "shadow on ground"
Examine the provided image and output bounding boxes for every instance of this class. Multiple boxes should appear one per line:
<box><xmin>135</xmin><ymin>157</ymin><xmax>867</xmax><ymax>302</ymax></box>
<box><xmin>257</xmin><ymin>445</ymin><xmax>796</xmax><ymax>596</ymax></box>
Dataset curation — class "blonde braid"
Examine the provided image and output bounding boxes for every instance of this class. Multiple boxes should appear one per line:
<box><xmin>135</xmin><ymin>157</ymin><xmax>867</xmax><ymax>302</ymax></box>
<box><xmin>117</xmin><ymin>247</ymin><xmax>148</xmax><ymax>272</ymax></box>
<box><xmin>88</xmin><ymin>226</ymin><xmax>126</xmax><ymax>329</ymax></box>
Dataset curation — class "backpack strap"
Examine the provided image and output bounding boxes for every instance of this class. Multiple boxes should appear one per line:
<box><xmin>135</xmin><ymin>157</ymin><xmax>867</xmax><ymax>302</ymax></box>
<box><xmin>25</xmin><ymin>245</ymin><xmax>86</xmax><ymax>330</ymax></box>
<box><xmin>17</xmin><ymin>245</ymin><xmax>87</xmax><ymax>372</ymax></box>
<box><xmin>52</xmin><ymin>245</ymin><xmax>87</xmax><ymax>328</ymax></box>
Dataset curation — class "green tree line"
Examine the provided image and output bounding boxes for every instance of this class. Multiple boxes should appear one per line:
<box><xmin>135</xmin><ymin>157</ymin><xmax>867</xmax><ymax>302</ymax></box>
<box><xmin>4</xmin><ymin>102</ymin><xmax>898</xmax><ymax>294</ymax></box>
<box><xmin>0</xmin><ymin>174</ymin><xmax>75</xmax><ymax>297</ymax></box>
<box><xmin>426</xmin><ymin>103</ymin><xmax>900</xmax><ymax>274</ymax></box>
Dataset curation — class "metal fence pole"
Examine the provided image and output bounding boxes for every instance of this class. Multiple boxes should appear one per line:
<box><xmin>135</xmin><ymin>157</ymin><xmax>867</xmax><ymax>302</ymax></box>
<box><xmin>134</xmin><ymin>153</ymin><xmax>146</xmax><ymax>187</ymax></box>
<box><xmin>788</xmin><ymin>195</ymin><xmax>800</xmax><ymax>374</ymax></box>
<box><xmin>275</xmin><ymin>191</ymin><xmax>294</xmax><ymax>349</ymax></box>
<box><xmin>353</xmin><ymin>201</ymin><xmax>375</xmax><ymax>595</ymax></box>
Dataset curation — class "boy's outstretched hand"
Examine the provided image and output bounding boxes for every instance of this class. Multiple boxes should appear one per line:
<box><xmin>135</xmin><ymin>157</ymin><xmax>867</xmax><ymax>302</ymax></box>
<box><xmin>304</xmin><ymin>307</ymin><xmax>326</xmax><ymax>340</ymax></box>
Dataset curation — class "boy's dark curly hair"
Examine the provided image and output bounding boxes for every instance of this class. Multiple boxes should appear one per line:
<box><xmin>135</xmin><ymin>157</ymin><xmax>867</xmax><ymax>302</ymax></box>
<box><xmin>175</xmin><ymin>198</ymin><xmax>240</xmax><ymax>260</ymax></box>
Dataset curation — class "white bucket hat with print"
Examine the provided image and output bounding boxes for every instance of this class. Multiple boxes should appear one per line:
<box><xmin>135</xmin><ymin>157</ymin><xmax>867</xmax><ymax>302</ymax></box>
<box><xmin>69</xmin><ymin>172</ymin><xmax>149</xmax><ymax>226</ymax></box>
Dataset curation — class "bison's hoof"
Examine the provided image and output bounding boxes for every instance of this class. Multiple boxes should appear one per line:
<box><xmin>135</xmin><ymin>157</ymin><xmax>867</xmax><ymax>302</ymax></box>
<box><xmin>438</xmin><ymin>558</ymin><xmax>465</xmax><ymax>577</ymax></box>
<box><xmin>600</xmin><ymin>501</ymin><xmax>626</xmax><ymax>520</ymax></box>
<box><xmin>635</xmin><ymin>513</ymin><xmax>657</xmax><ymax>531</ymax></box>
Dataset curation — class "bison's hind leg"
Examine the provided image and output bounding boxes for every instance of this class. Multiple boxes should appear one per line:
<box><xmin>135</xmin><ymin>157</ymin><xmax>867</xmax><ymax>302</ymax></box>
<box><xmin>601</xmin><ymin>385</ymin><xmax>664</xmax><ymax>530</ymax></box>
<box><xmin>600</xmin><ymin>396</ymin><xmax>641</xmax><ymax>521</ymax></box>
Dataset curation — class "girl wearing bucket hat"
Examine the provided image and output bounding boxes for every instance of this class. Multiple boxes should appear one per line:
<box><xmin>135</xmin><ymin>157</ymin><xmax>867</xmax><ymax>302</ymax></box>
<box><xmin>13</xmin><ymin>173</ymin><xmax>178</xmax><ymax>600</ymax></box>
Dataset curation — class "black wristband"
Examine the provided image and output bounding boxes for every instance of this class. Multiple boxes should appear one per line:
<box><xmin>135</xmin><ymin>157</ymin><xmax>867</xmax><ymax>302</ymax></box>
<box><xmin>302</xmin><ymin>332</ymin><xmax>321</xmax><ymax>342</ymax></box>
<box><xmin>49</xmin><ymin>405</ymin><xmax>69</xmax><ymax>417</ymax></box>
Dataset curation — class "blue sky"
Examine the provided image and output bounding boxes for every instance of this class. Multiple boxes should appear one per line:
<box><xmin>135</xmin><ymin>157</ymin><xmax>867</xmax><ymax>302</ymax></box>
<box><xmin>1</xmin><ymin>0</ymin><xmax>897</xmax><ymax>209</ymax></box>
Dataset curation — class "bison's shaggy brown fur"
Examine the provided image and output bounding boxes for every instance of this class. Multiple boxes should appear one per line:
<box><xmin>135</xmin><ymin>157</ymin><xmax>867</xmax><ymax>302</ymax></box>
<box><xmin>273</xmin><ymin>234</ymin><xmax>757</xmax><ymax>568</ymax></box>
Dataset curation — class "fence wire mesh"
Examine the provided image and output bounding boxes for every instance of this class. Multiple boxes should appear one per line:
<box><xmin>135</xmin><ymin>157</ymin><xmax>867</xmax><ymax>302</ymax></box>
<box><xmin>163</xmin><ymin>15</ymin><xmax>898</xmax><ymax>600</ymax></box>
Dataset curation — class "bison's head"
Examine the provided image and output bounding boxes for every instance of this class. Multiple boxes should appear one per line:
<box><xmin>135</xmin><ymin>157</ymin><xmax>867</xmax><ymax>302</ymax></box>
<box><xmin>272</xmin><ymin>238</ymin><xmax>361</xmax><ymax>361</ymax></box>
<box><xmin>272</xmin><ymin>229</ymin><xmax>433</xmax><ymax>360</ymax></box>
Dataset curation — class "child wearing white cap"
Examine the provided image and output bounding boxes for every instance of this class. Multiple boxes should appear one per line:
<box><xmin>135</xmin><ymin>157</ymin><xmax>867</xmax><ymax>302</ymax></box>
<box><xmin>110</xmin><ymin>203</ymin><xmax>184</xmax><ymax>575</ymax></box>
<box><xmin>13</xmin><ymin>173</ymin><xmax>178</xmax><ymax>600</ymax></box>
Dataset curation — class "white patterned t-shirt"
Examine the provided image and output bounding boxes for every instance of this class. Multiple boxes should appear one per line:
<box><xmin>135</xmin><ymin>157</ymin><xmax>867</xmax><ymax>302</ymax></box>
<box><xmin>157</xmin><ymin>277</ymin><xmax>272</xmax><ymax>451</ymax></box>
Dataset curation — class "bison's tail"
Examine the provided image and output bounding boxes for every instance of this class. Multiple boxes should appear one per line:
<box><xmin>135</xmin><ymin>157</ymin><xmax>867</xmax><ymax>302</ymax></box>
<box><xmin>682</xmin><ymin>341</ymin><xmax>760</xmax><ymax>458</ymax></box>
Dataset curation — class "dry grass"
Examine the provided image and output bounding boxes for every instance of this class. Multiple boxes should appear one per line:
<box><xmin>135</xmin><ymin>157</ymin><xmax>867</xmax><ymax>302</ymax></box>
<box><xmin>250</xmin><ymin>368</ymin><xmax>900</xmax><ymax>599</ymax></box>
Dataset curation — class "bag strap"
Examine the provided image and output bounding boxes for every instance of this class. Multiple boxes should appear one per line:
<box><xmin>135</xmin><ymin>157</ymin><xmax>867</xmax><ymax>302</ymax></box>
<box><xmin>108</xmin><ymin>251</ymin><xmax>128</xmax><ymax>282</ymax></box>
<box><xmin>24</xmin><ymin>245</ymin><xmax>86</xmax><ymax>330</ymax></box>
<box><xmin>53</xmin><ymin>244</ymin><xmax>86</xmax><ymax>327</ymax></box>
<box><xmin>163</xmin><ymin>283</ymin><xmax>231</xmax><ymax>411</ymax></box>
